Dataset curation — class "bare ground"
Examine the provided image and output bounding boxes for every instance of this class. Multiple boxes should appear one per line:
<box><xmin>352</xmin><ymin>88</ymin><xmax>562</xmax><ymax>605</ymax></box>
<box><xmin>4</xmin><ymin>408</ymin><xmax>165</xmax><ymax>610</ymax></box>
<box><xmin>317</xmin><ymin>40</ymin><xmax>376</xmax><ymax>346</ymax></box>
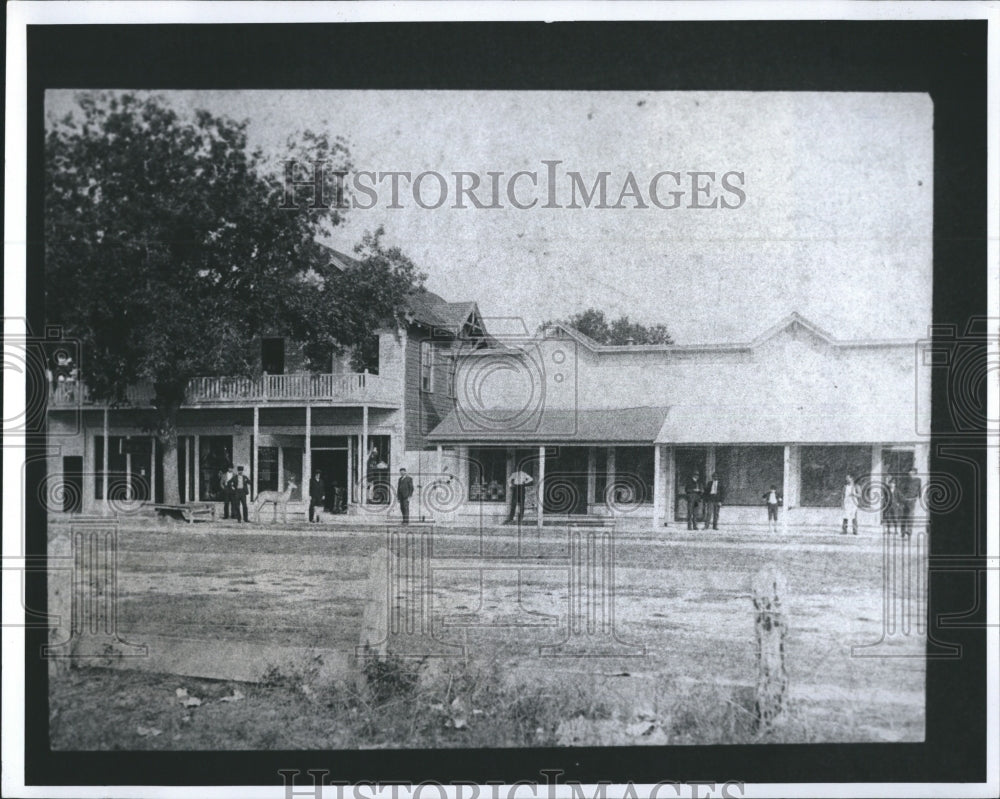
<box><xmin>48</xmin><ymin>519</ymin><xmax>925</xmax><ymax>749</ymax></box>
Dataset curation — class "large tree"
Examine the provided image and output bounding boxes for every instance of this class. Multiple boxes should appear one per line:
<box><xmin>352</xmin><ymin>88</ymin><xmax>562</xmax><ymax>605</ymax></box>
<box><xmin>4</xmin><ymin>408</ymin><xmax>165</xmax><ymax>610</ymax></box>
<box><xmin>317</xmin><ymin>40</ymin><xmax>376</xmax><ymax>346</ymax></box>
<box><xmin>547</xmin><ymin>308</ymin><xmax>674</xmax><ymax>345</ymax></box>
<box><xmin>45</xmin><ymin>92</ymin><xmax>422</xmax><ymax>504</ymax></box>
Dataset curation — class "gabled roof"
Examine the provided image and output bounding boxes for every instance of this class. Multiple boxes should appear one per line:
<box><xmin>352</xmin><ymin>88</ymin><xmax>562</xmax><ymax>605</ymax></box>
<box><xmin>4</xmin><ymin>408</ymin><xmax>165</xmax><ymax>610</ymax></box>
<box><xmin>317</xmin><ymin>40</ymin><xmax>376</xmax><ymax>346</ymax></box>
<box><xmin>541</xmin><ymin>312</ymin><xmax>912</xmax><ymax>353</ymax></box>
<box><xmin>406</xmin><ymin>290</ymin><xmax>486</xmax><ymax>337</ymax></box>
<box><xmin>317</xmin><ymin>244</ymin><xmax>364</xmax><ymax>272</ymax></box>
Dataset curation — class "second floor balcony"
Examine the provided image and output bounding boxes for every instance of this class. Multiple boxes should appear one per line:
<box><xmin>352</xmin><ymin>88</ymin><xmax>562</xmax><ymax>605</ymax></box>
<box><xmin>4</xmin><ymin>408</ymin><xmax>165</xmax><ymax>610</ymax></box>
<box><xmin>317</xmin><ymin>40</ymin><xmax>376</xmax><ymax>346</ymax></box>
<box><xmin>48</xmin><ymin>371</ymin><xmax>399</xmax><ymax>409</ymax></box>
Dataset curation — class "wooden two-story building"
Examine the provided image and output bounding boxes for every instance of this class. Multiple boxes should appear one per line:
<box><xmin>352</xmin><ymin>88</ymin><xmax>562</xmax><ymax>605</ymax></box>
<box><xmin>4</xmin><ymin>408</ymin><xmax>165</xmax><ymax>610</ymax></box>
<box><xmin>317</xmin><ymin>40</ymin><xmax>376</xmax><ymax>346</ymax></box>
<box><xmin>45</xmin><ymin>285</ymin><xmax>488</xmax><ymax>519</ymax></box>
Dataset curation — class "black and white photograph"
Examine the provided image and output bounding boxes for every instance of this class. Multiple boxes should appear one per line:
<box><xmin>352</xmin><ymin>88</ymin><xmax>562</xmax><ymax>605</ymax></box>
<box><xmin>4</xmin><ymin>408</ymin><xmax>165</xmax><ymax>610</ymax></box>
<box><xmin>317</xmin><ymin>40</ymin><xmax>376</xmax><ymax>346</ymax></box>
<box><xmin>3</xmin><ymin>3</ymin><xmax>996</xmax><ymax>798</ymax></box>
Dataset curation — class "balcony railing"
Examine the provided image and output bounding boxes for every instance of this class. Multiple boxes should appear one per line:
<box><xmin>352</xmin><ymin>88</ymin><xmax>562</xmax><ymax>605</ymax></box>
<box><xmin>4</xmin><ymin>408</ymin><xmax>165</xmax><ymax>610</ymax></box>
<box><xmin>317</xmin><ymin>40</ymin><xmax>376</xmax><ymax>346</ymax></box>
<box><xmin>48</xmin><ymin>371</ymin><xmax>396</xmax><ymax>408</ymax></box>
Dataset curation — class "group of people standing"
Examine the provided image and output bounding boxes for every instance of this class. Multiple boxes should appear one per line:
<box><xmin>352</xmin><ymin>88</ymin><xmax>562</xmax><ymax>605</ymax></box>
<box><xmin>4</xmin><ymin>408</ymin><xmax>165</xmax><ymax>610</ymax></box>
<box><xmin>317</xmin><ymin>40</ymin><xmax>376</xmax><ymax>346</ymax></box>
<box><xmin>841</xmin><ymin>469</ymin><xmax>922</xmax><ymax>537</ymax></box>
<box><xmin>218</xmin><ymin>465</ymin><xmax>252</xmax><ymax>522</ymax></box>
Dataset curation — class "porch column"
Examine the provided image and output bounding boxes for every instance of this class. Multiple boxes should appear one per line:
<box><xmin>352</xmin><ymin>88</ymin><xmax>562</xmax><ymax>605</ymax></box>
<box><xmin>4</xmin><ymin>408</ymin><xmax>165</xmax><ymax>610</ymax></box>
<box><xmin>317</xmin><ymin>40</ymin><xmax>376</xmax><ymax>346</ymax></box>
<box><xmin>653</xmin><ymin>444</ymin><xmax>663</xmax><ymax>529</ymax></box>
<box><xmin>586</xmin><ymin>447</ymin><xmax>596</xmax><ymax>512</ymax></box>
<box><xmin>664</xmin><ymin>445</ymin><xmax>675</xmax><ymax>526</ymax></box>
<box><xmin>361</xmin><ymin>405</ymin><xmax>369</xmax><ymax>507</ymax></box>
<box><xmin>150</xmin><ymin>438</ymin><xmax>157</xmax><ymax>505</ymax></box>
<box><xmin>102</xmin><ymin>407</ymin><xmax>109</xmax><ymax>515</ymax></box>
<box><xmin>705</xmin><ymin>446</ymin><xmax>717</xmax><ymax>477</ymax></box>
<box><xmin>870</xmin><ymin>443</ymin><xmax>883</xmax><ymax>524</ymax></box>
<box><xmin>785</xmin><ymin>445</ymin><xmax>801</xmax><ymax>509</ymax></box>
<box><xmin>781</xmin><ymin>445</ymin><xmax>791</xmax><ymax>533</ymax></box>
<box><xmin>536</xmin><ymin>445</ymin><xmax>546</xmax><ymax>528</ymax></box>
<box><xmin>304</xmin><ymin>405</ymin><xmax>312</xmax><ymax>489</ymax></box>
<box><xmin>347</xmin><ymin>432</ymin><xmax>354</xmax><ymax>504</ymax></box>
<box><xmin>607</xmin><ymin>447</ymin><xmax>616</xmax><ymax>490</ymax></box>
<box><xmin>193</xmin><ymin>435</ymin><xmax>200</xmax><ymax>504</ymax></box>
<box><xmin>125</xmin><ymin>441</ymin><xmax>132</xmax><ymax>501</ymax></box>
<box><xmin>277</xmin><ymin>446</ymin><xmax>285</xmax><ymax>491</ymax></box>
<box><xmin>252</xmin><ymin>406</ymin><xmax>260</xmax><ymax>500</ymax></box>
<box><xmin>914</xmin><ymin>441</ymin><xmax>930</xmax><ymax>534</ymax></box>
<box><xmin>437</xmin><ymin>444</ymin><xmax>444</xmax><ymax>474</ymax></box>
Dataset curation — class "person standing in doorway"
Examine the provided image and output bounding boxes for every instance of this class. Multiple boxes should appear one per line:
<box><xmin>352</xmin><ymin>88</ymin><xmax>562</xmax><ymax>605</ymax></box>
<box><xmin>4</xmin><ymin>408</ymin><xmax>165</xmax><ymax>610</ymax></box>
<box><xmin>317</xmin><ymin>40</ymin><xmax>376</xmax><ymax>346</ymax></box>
<box><xmin>703</xmin><ymin>472</ymin><xmax>724</xmax><ymax>530</ymax></box>
<box><xmin>762</xmin><ymin>484</ymin><xmax>782</xmax><ymax>533</ymax></box>
<box><xmin>505</xmin><ymin>467</ymin><xmax>533</xmax><ymax>525</ymax></box>
<box><xmin>309</xmin><ymin>471</ymin><xmax>326</xmax><ymax>523</ymax></box>
<box><xmin>882</xmin><ymin>475</ymin><xmax>899</xmax><ymax>536</ymax></box>
<box><xmin>685</xmin><ymin>471</ymin><xmax>704</xmax><ymax>530</ymax></box>
<box><xmin>897</xmin><ymin>467</ymin><xmax>922</xmax><ymax>539</ymax></box>
<box><xmin>841</xmin><ymin>474</ymin><xmax>860</xmax><ymax>536</ymax></box>
<box><xmin>397</xmin><ymin>468</ymin><xmax>414</xmax><ymax>525</ymax></box>
<box><xmin>220</xmin><ymin>465</ymin><xmax>235</xmax><ymax>520</ymax></box>
<box><xmin>230</xmin><ymin>465</ymin><xmax>251</xmax><ymax>523</ymax></box>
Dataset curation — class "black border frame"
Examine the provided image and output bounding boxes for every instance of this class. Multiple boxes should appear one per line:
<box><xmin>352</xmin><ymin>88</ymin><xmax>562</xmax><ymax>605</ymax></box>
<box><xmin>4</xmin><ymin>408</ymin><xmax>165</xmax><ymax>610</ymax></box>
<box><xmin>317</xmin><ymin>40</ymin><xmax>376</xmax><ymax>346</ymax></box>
<box><xmin>22</xmin><ymin>19</ymin><xmax>988</xmax><ymax>787</ymax></box>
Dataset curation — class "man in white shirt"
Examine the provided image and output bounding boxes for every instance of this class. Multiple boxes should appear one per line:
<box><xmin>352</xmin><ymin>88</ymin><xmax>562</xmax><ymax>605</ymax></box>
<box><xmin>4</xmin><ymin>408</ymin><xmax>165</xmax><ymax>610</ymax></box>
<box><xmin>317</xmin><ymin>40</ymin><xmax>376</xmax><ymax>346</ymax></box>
<box><xmin>505</xmin><ymin>468</ymin><xmax>534</xmax><ymax>525</ymax></box>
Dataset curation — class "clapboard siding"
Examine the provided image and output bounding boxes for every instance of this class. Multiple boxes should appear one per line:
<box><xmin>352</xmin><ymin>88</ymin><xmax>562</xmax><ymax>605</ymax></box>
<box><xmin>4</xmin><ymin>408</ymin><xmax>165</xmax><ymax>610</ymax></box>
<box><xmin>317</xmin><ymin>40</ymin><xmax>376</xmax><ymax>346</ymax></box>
<box><xmin>404</xmin><ymin>328</ymin><xmax>459</xmax><ymax>451</ymax></box>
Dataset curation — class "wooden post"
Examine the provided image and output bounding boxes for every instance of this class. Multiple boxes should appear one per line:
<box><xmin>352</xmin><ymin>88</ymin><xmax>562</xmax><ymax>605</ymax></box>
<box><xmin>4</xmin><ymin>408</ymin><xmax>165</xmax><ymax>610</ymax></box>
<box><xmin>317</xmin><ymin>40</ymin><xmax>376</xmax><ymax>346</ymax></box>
<box><xmin>304</xmin><ymin>405</ymin><xmax>312</xmax><ymax>489</ymax></box>
<box><xmin>750</xmin><ymin>565</ymin><xmax>788</xmax><ymax>732</ymax></box>
<box><xmin>102</xmin><ymin>408</ymin><xmax>109</xmax><ymax>515</ymax></box>
<box><xmin>586</xmin><ymin>447</ymin><xmax>596</xmax><ymax>513</ymax></box>
<box><xmin>652</xmin><ymin>444</ymin><xmax>663</xmax><ymax>529</ymax></box>
<box><xmin>536</xmin><ymin>445</ymin><xmax>546</xmax><ymax>528</ymax></box>
<box><xmin>252</xmin><ymin>406</ymin><xmax>259</xmax><ymax>501</ymax></box>
<box><xmin>361</xmin><ymin>405</ymin><xmax>369</xmax><ymax>507</ymax></box>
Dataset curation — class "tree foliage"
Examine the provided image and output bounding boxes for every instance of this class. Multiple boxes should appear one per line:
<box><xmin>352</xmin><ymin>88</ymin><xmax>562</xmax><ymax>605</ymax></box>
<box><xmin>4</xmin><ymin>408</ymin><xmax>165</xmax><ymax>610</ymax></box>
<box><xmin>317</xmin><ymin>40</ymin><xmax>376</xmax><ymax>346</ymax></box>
<box><xmin>547</xmin><ymin>308</ymin><xmax>674</xmax><ymax>345</ymax></box>
<box><xmin>45</xmin><ymin>92</ymin><xmax>423</xmax><ymax>501</ymax></box>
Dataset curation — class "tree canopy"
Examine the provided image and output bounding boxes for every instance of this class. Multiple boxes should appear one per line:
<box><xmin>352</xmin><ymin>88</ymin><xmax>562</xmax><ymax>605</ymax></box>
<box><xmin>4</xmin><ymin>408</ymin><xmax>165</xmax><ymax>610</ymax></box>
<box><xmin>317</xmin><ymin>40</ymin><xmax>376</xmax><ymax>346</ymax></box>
<box><xmin>45</xmin><ymin>92</ymin><xmax>424</xmax><ymax>501</ymax></box>
<box><xmin>546</xmin><ymin>308</ymin><xmax>674</xmax><ymax>345</ymax></box>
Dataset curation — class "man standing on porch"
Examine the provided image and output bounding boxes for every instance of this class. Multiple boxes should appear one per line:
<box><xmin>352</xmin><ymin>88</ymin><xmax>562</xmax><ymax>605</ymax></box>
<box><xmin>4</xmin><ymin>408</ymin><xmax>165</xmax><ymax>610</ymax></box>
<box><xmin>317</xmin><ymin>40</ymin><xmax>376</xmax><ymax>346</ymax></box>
<box><xmin>685</xmin><ymin>471</ymin><xmax>704</xmax><ymax>530</ymax></box>
<box><xmin>703</xmin><ymin>472</ymin><xmax>724</xmax><ymax>531</ymax></box>
<box><xmin>505</xmin><ymin>467</ymin><xmax>533</xmax><ymax>525</ymax></box>
<box><xmin>397</xmin><ymin>468</ymin><xmax>414</xmax><ymax>525</ymax></box>
<box><xmin>309</xmin><ymin>471</ymin><xmax>326</xmax><ymax>523</ymax></box>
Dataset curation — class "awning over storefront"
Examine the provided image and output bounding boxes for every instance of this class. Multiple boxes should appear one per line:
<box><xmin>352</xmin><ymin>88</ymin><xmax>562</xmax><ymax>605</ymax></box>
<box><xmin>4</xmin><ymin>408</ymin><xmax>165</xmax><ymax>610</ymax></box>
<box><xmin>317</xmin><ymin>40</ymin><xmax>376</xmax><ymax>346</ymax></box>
<box><xmin>654</xmin><ymin>402</ymin><xmax>917</xmax><ymax>444</ymax></box>
<box><xmin>426</xmin><ymin>406</ymin><xmax>670</xmax><ymax>444</ymax></box>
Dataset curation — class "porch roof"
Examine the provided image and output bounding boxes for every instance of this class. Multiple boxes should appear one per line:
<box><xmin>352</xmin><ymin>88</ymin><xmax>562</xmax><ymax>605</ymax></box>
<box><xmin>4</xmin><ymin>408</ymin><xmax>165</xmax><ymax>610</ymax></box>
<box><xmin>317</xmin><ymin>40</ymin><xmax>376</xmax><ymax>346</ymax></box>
<box><xmin>654</xmin><ymin>402</ymin><xmax>917</xmax><ymax>444</ymax></box>
<box><xmin>426</xmin><ymin>406</ymin><xmax>671</xmax><ymax>444</ymax></box>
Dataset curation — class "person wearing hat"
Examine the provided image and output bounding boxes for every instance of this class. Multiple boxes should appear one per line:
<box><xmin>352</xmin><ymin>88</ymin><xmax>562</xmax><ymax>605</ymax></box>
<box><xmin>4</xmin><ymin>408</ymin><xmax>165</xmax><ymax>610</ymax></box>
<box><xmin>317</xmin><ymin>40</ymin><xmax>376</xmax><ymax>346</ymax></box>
<box><xmin>229</xmin><ymin>465</ymin><xmax>252</xmax><ymax>523</ymax></box>
<box><xmin>397</xmin><ymin>467</ymin><xmax>414</xmax><ymax>525</ymax></box>
<box><xmin>685</xmin><ymin>471</ymin><xmax>704</xmax><ymax>530</ymax></box>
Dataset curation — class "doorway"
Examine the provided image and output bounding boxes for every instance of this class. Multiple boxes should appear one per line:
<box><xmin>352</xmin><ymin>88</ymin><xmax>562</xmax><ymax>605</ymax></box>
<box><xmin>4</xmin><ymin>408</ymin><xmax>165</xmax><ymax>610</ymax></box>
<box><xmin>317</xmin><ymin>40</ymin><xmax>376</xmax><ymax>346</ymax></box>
<box><xmin>542</xmin><ymin>446</ymin><xmax>589</xmax><ymax>515</ymax></box>
<box><xmin>62</xmin><ymin>456</ymin><xmax>83</xmax><ymax>513</ymax></box>
<box><xmin>311</xmin><ymin>449</ymin><xmax>347</xmax><ymax>513</ymax></box>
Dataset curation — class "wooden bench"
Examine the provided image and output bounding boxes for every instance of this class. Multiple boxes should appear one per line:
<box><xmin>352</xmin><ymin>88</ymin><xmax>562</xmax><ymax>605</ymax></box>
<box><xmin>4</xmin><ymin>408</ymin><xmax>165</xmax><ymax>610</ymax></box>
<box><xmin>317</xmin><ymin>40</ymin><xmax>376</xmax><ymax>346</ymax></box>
<box><xmin>153</xmin><ymin>503</ymin><xmax>216</xmax><ymax>524</ymax></box>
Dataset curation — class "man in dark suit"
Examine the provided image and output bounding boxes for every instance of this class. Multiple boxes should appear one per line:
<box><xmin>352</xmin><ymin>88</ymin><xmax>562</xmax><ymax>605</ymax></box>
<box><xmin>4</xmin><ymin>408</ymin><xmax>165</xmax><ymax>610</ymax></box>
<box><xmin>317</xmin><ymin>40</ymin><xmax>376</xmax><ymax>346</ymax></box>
<box><xmin>685</xmin><ymin>471</ymin><xmax>704</xmax><ymax>530</ymax></box>
<box><xmin>229</xmin><ymin>465</ymin><xmax>251</xmax><ymax>522</ymax></box>
<box><xmin>397</xmin><ymin>468</ymin><xmax>414</xmax><ymax>525</ymax></box>
<box><xmin>703</xmin><ymin>472</ymin><xmax>724</xmax><ymax>530</ymax></box>
<box><xmin>309</xmin><ymin>471</ymin><xmax>326</xmax><ymax>523</ymax></box>
<box><xmin>897</xmin><ymin>467</ymin><xmax>922</xmax><ymax>538</ymax></box>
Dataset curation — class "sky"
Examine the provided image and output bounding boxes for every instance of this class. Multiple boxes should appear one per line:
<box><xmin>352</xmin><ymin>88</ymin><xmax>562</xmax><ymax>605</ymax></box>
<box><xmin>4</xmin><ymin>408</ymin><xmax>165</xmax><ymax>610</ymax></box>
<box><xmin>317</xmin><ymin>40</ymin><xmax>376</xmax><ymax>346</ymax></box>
<box><xmin>47</xmin><ymin>90</ymin><xmax>933</xmax><ymax>344</ymax></box>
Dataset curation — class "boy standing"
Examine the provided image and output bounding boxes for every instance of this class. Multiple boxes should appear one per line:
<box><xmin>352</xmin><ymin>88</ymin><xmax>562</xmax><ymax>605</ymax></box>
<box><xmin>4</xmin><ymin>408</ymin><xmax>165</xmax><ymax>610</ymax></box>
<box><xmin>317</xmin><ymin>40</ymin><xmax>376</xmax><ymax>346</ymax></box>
<box><xmin>762</xmin><ymin>484</ymin><xmax>782</xmax><ymax>533</ymax></box>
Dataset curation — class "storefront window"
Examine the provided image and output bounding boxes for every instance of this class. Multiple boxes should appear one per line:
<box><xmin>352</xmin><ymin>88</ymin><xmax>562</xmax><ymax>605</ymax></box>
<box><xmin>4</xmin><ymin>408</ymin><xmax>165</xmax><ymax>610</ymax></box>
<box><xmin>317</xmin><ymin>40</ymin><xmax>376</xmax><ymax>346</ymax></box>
<box><xmin>468</xmin><ymin>447</ymin><xmax>508</xmax><ymax>502</ymax></box>
<box><xmin>715</xmin><ymin>446</ymin><xmax>784</xmax><ymax>505</ymax></box>
<box><xmin>258</xmin><ymin>446</ymin><xmax>279</xmax><ymax>492</ymax></box>
<box><xmin>800</xmin><ymin>445</ymin><xmax>871</xmax><ymax>506</ymax></box>
<box><xmin>614</xmin><ymin>447</ymin><xmax>654</xmax><ymax>504</ymax></box>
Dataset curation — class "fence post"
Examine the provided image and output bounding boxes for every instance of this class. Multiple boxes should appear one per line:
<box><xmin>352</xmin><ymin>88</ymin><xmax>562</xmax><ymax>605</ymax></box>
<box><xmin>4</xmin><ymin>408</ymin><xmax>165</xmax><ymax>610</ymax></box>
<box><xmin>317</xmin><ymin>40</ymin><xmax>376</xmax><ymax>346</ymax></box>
<box><xmin>751</xmin><ymin>565</ymin><xmax>788</xmax><ymax>732</ymax></box>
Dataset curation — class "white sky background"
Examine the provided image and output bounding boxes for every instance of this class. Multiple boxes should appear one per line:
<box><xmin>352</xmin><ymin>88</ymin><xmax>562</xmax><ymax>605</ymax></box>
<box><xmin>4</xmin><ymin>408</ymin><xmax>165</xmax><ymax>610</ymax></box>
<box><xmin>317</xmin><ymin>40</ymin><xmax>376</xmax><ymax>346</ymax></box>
<box><xmin>46</xmin><ymin>90</ymin><xmax>933</xmax><ymax>344</ymax></box>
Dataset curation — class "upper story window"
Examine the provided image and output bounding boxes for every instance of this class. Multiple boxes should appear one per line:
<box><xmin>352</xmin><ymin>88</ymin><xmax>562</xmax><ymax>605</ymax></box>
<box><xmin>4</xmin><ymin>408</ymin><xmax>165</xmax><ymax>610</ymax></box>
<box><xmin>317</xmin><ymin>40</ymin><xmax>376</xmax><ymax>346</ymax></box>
<box><xmin>261</xmin><ymin>338</ymin><xmax>285</xmax><ymax>375</ymax></box>
<box><xmin>420</xmin><ymin>340</ymin><xmax>434</xmax><ymax>392</ymax></box>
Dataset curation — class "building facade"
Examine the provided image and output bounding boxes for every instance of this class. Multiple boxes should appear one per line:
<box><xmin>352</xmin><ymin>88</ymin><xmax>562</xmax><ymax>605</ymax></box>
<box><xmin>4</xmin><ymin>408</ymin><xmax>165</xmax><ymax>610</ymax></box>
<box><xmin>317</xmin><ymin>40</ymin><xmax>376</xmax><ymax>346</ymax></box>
<box><xmin>46</xmin><ymin>304</ymin><xmax>929</xmax><ymax>531</ymax></box>
<box><xmin>426</xmin><ymin>313</ymin><xmax>930</xmax><ymax>530</ymax></box>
